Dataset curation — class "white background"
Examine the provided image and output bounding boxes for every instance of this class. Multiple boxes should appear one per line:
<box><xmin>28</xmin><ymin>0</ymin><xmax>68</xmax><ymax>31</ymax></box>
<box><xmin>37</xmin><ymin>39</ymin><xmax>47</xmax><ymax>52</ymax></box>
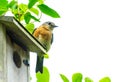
<box><xmin>8</xmin><ymin>0</ymin><xmax>120</xmax><ymax>82</ymax></box>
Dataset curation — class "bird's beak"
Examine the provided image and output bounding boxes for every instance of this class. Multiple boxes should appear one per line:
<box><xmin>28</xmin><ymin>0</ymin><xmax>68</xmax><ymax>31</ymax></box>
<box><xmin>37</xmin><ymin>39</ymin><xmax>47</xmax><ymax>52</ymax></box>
<box><xmin>53</xmin><ymin>25</ymin><xmax>58</xmax><ymax>28</ymax></box>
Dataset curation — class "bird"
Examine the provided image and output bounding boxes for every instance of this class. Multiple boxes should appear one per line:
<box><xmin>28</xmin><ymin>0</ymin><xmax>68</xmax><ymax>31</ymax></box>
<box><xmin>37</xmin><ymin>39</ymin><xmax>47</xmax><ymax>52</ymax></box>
<box><xmin>32</xmin><ymin>21</ymin><xmax>58</xmax><ymax>73</ymax></box>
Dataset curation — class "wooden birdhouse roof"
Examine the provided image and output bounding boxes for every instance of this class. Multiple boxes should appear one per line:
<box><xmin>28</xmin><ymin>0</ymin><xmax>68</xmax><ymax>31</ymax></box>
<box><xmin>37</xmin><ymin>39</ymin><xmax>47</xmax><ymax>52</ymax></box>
<box><xmin>0</xmin><ymin>16</ymin><xmax>46</xmax><ymax>53</ymax></box>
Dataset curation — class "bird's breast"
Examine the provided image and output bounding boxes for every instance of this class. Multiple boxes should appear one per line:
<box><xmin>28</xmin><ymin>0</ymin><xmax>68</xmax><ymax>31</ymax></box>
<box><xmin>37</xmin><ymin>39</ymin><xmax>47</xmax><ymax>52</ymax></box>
<box><xmin>33</xmin><ymin>26</ymin><xmax>53</xmax><ymax>51</ymax></box>
<box><xmin>38</xmin><ymin>31</ymin><xmax>52</xmax><ymax>51</ymax></box>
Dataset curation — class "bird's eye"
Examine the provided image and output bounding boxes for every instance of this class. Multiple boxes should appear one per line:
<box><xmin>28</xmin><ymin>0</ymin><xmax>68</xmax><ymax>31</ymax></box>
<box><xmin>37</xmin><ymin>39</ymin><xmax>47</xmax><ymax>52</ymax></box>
<box><xmin>48</xmin><ymin>22</ymin><xmax>52</xmax><ymax>25</ymax></box>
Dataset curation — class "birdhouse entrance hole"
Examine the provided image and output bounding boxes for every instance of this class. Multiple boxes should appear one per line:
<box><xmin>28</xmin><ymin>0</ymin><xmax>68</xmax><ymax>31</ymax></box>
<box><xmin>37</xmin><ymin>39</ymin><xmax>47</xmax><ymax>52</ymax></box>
<box><xmin>13</xmin><ymin>51</ymin><xmax>22</xmax><ymax>68</ymax></box>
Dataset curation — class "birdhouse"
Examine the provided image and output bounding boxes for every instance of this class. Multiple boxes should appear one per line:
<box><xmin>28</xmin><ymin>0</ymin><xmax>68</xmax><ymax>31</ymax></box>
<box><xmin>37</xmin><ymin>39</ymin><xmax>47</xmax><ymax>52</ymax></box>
<box><xmin>0</xmin><ymin>16</ymin><xmax>46</xmax><ymax>82</ymax></box>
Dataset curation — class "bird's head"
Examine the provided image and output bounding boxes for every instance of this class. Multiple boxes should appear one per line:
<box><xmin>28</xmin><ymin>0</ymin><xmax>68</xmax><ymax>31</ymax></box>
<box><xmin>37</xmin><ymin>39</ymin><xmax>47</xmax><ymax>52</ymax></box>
<box><xmin>42</xmin><ymin>21</ymin><xmax>58</xmax><ymax>30</ymax></box>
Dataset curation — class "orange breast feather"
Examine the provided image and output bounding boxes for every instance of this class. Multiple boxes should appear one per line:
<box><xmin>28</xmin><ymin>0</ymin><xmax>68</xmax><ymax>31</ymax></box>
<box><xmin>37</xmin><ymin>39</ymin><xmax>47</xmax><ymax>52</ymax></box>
<box><xmin>33</xmin><ymin>26</ymin><xmax>52</xmax><ymax>41</ymax></box>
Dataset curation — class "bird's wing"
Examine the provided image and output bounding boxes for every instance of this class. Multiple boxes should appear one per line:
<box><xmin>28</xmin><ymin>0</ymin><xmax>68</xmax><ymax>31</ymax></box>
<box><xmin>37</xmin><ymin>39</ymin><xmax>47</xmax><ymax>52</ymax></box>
<box><xmin>51</xmin><ymin>33</ymin><xmax>53</xmax><ymax>44</ymax></box>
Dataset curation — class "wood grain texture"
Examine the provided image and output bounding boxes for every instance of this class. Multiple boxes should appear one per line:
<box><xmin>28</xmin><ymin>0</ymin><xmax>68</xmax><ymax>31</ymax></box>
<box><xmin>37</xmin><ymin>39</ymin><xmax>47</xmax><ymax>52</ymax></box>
<box><xmin>0</xmin><ymin>23</ymin><xmax>7</xmax><ymax>82</ymax></box>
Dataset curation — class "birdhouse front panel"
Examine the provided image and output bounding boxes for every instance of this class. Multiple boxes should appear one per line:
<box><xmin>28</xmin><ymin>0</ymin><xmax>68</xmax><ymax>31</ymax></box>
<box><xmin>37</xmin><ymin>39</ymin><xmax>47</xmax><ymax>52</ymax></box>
<box><xmin>6</xmin><ymin>35</ymin><xmax>29</xmax><ymax>82</ymax></box>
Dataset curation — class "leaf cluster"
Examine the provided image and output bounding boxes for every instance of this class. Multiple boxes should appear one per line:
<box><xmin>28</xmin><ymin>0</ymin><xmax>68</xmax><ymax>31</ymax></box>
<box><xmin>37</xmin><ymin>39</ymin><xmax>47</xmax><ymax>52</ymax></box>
<box><xmin>36</xmin><ymin>67</ymin><xmax>50</xmax><ymax>82</ymax></box>
<box><xmin>0</xmin><ymin>0</ymin><xmax>60</xmax><ymax>33</ymax></box>
<box><xmin>60</xmin><ymin>73</ymin><xmax>111</xmax><ymax>82</ymax></box>
<box><xmin>36</xmin><ymin>68</ymin><xmax>111</xmax><ymax>82</ymax></box>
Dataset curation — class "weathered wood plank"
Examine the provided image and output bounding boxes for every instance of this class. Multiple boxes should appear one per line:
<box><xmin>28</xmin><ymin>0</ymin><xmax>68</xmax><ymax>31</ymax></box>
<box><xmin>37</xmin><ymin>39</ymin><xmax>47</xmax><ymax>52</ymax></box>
<box><xmin>0</xmin><ymin>23</ymin><xmax>30</xmax><ymax>82</ymax></box>
<box><xmin>0</xmin><ymin>23</ymin><xmax>7</xmax><ymax>82</ymax></box>
<box><xmin>6</xmin><ymin>35</ymin><xmax>29</xmax><ymax>82</ymax></box>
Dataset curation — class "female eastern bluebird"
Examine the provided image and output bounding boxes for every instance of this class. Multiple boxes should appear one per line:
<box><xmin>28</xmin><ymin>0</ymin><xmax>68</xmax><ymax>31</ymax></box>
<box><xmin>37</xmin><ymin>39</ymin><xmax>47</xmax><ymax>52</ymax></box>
<box><xmin>33</xmin><ymin>21</ymin><xmax>57</xmax><ymax>73</ymax></box>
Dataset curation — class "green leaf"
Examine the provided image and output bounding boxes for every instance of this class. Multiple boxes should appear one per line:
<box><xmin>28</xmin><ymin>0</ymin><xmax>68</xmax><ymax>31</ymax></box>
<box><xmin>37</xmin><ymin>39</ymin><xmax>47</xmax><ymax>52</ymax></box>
<box><xmin>9</xmin><ymin>2</ymin><xmax>24</xmax><ymax>20</ymax></box>
<box><xmin>24</xmin><ymin>12</ymin><xmax>31</xmax><ymax>24</ymax></box>
<box><xmin>38</xmin><ymin>0</ymin><xmax>44</xmax><ymax>4</ymax></box>
<box><xmin>9</xmin><ymin>3</ymin><xmax>18</xmax><ymax>14</ymax></box>
<box><xmin>60</xmin><ymin>74</ymin><xmax>69</xmax><ymax>82</ymax></box>
<box><xmin>44</xmin><ymin>53</ymin><xmax>49</xmax><ymax>59</ymax></box>
<box><xmin>30</xmin><ymin>15</ymin><xmax>40</xmax><ymax>22</ymax></box>
<box><xmin>99</xmin><ymin>77</ymin><xmax>111</xmax><ymax>82</ymax></box>
<box><xmin>29</xmin><ymin>7</ymin><xmax>39</xmax><ymax>15</ymax></box>
<box><xmin>72</xmin><ymin>73</ymin><xmax>83</xmax><ymax>82</ymax></box>
<box><xmin>24</xmin><ymin>12</ymin><xmax>40</xmax><ymax>24</ymax></box>
<box><xmin>0</xmin><ymin>11</ymin><xmax>6</xmax><ymax>15</ymax></box>
<box><xmin>0</xmin><ymin>0</ymin><xmax>8</xmax><ymax>9</ymax></box>
<box><xmin>8</xmin><ymin>0</ymin><xmax>17</xmax><ymax>9</ymax></box>
<box><xmin>85</xmin><ymin>77</ymin><xmax>93</xmax><ymax>82</ymax></box>
<box><xmin>0</xmin><ymin>0</ymin><xmax>8</xmax><ymax>15</ymax></box>
<box><xmin>19</xmin><ymin>4</ymin><xmax>28</xmax><ymax>12</ymax></box>
<box><xmin>28</xmin><ymin>0</ymin><xmax>38</xmax><ymax>9</ymax></box>
<box><xmin>36</xmin><ymin>67</ymin><xmax>50</xmax><ymax>82</ymax></box>
<box><xmin>38</xmin><ymin>4</ymin><xmax>60</xmax><ymax>18</ymax></box>
<box><xmin>25</xmin><ymin>23</ymin><xmax>34</xmax><ymax>34</ymax></box>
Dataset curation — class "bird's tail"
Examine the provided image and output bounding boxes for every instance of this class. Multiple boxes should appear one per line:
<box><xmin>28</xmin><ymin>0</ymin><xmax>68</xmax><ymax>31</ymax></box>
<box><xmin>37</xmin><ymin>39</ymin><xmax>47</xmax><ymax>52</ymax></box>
<box><xmin>36</xmin><ymin>55</ymin><xmax>44</xmax><ymax>73</ymax></box>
